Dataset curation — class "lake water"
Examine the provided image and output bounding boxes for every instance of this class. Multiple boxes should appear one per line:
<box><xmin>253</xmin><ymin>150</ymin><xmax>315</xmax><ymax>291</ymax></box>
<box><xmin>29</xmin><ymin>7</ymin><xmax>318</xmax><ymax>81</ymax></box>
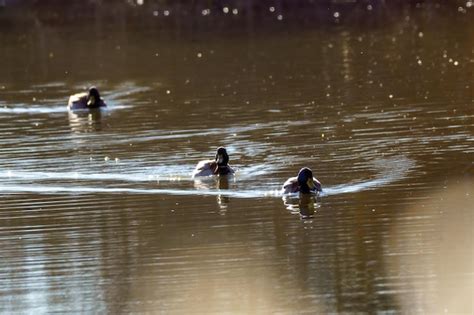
<box><xmin>0</xmin><ymin>2</ymin><xmax>473</xmax><ymax>314</ymax></box>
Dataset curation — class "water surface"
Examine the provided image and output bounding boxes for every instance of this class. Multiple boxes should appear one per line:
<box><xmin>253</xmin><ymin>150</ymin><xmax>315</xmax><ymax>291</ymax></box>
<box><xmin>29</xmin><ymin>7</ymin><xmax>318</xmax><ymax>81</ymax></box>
<box><xmin>0</xmin><ymin>3</ymin><xmax>473</xmax><ymax>314</ymax></box>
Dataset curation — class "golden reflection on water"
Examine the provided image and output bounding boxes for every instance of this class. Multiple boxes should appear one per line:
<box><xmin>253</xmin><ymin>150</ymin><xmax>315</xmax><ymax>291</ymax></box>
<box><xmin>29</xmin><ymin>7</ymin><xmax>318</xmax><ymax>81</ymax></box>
<box><xmin>388</xmin><ymin>179</ymin><xmax>473</xmax><ymax>314</ymax></box>
<box><xmin>131</xmin><ymin>245</ymin><xmax>318</xmax><ymax>314</ymax></box>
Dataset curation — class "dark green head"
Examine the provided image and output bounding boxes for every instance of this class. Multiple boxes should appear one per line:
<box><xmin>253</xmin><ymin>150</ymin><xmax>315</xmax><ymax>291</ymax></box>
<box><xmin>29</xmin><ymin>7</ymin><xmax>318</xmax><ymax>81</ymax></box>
<box><xmin>87</xmin><ymin>87</ymin><xmax>101</xmax><ymax>107</ymax></box>
<box><xmin>215</xmin><ymin>147</ymin><xmax>229</xmax><ymax>166</ymax></box>
<box><xmin>297</xmin><ymin>167</ymin><xmax>322</xmax><ymax>193</ymax></box>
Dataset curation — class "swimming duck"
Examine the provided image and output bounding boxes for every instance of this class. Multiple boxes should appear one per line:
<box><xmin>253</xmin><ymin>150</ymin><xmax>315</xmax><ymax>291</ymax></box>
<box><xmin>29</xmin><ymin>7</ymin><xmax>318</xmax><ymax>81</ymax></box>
<box><xmin>282</xmin><ymin>167</ymin><xmax>322</xmax><ymax>194</ymax></box>
<box><xmin>192</xmin><ymin>147</ymin><xmax>235</xmax><ymax>177</ymax></box>
<box><xmin>68</xmin><ymin>87</ymin><xmax>106</xmax><ymax>110</ymax></box>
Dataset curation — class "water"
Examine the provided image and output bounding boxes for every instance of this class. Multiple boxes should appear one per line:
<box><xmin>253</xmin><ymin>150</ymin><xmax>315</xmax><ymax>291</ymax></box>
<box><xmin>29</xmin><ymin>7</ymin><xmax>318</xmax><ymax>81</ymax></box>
<box><xmin>1</xmin><ymin>3</ymin><xmax>473</xmax><ymax>314</ymax></box>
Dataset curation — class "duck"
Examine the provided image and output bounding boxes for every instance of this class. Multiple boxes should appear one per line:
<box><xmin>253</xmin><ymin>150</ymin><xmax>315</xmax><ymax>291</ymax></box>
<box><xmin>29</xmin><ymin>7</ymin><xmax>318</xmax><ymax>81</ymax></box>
<box><xmin>282</xmin><ymin>167</ymin><xmax>322</xmax><ymax>194</ymax></box>
<box><xmin>192</xmin><ymin>147</ymin><xmax>235</xmax><ymax>177</ymax></box>
<box><xmin>68</xmin><ymin>87</ymin><xmax>106</xmax><ymax>110</ymax></box>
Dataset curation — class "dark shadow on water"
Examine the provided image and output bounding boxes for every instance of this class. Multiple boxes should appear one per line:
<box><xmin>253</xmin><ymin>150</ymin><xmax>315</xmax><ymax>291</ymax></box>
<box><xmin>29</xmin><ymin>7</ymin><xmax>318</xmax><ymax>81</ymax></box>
<box><xmin>216</xmin><ymin>176</ymin><xmax>231</xmax><ymax>213</ymax></box>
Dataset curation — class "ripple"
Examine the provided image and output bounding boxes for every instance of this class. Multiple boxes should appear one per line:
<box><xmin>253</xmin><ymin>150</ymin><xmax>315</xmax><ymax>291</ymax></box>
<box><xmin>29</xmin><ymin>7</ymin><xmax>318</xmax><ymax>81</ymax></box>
<box><xmin>0</xmin><ymin>184</ymin><xmax>272</xmax><ymax>198</ymax></box>
<box><xmin>0</xmin><ymin>82</ymin><xmax>151</xmax><ymax>115</ymax></box>
<box><xmin>0</xmin><ymin>105</ymin><xmax>69</xmax><ymax>114</ymax></box>
<box><xmin>0</xmin><ymin>169</ymin><xmax>184</xmax><ymax>183</ymax></box>
<box><xmin>0</xmin><ymin>156</ymin><xmax>415</xmax><ymax>199</ymax></box>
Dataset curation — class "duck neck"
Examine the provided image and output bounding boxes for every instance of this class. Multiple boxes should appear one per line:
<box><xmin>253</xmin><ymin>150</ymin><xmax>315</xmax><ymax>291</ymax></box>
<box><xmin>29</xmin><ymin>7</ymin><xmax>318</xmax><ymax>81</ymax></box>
<box><xmin>299</xmin><ymin>182</ymin><xmax>311</xmax><ymax>193</ymax></box>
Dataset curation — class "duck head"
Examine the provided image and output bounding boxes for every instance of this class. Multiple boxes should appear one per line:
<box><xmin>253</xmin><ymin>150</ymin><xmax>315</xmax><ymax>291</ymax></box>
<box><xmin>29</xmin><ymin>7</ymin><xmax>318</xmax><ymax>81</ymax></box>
<box><xmin>215</xmin><ymin>147</ymin><xmax>229</xmax><ymax>166</ymax></box>
<box><xmin>297</xmin><ymin>167</ymin><xmax>322</xmax><ymax>194</ymax></box>
<box><xmin>87</xmin><ymin>87</ymin><xmax>101</xmax><ymax>107</ymax></box>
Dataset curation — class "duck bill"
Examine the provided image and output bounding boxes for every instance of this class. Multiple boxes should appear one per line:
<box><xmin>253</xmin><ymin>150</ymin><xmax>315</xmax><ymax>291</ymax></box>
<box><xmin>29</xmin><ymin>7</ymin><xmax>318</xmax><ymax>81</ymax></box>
<box><xmin>87</xmin><ymin>95</ymin><xmax>96</xmax><ymax>106</ymax></box>
<box><xmin>306</xmin><ymin>178</ymin><xmax>316</xmax><ymax>190</ymax></box>
<box><xmin>217</xmin><ymin>154</ymin><xmax>224</xmax><ymax>164</ymax></box>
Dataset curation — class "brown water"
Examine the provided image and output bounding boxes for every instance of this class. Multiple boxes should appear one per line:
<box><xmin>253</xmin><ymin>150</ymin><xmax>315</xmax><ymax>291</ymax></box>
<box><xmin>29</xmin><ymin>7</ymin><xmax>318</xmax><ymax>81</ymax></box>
<box><xmin>0</xmin><ymin>3</ymin><xmax>473</xmax><ymax>314</ymax></box>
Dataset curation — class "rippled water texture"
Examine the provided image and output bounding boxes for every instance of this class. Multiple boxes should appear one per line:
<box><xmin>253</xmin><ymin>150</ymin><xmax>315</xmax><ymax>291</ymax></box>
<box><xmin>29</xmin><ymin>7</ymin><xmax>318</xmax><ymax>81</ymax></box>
<box><xmin>0</xmin><ymin>2</ymin><xmax>473</xmax><ymax>314</ymax></box>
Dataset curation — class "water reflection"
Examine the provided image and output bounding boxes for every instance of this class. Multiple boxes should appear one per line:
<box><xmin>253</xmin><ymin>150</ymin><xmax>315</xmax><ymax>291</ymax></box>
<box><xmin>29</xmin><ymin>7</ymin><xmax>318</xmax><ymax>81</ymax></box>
<box><xmin>68</xmin><ymin>109</ymin><xmax>103</xmax><ymax>133</ymax></box>
<box><xmin>387</xmin><ymin>179</ymin><xmax>474</xmax><ymax>314</ymax></box>
<box><xmin>194</xmin><ymin>176</ymin><xmax>234</xmax><ymax>212</ymax></box>
<box><xmin>283</xmin><ymin>194</ymin><xmax>320</xmax><ymax>219</ymax></box>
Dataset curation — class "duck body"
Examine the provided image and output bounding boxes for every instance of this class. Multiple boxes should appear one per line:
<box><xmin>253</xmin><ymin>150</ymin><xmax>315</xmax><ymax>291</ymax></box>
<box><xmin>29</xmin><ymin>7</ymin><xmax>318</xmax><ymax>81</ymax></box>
<box><xmin>192</xmin><ymin>160</ymin><xmax>234</xmax><ymax>177</ymax></box>
<box><xmin>192</xmin><ymin>147</ymin><xmax>235</xmax><ymax>177</ymax></box>
<box><xmin>68</xmin><ymin>87</ymin><xmax>106</xmax><ymax>110</ymax></box>
<box><xmin>192</xmin><ymin>159</ymin><xmax>218</xmax><ymax>177</ymax></box>
<box><xmin>282</xmin><ymin>167</ymin><xmax>322</xmax><ymax>195</ymax></box>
